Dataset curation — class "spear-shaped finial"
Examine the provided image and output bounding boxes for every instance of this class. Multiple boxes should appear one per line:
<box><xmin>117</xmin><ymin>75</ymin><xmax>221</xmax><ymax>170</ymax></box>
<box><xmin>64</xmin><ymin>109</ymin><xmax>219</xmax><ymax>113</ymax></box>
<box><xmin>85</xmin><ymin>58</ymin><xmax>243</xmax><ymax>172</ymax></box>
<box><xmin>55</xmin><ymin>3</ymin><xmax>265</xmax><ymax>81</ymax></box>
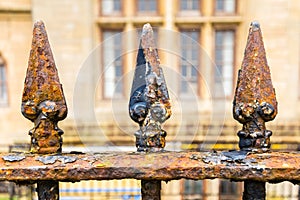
<box><xmin>233</xmin><ymin>21</ymin><xmax>277</xmax><ymax>151</ymax></box>
<box><xmin>21</xmin><ymin>20</ymin><xmax>67</xmax><ymax>154</ymax></box>
<box><xmin>129</xmin><ymin>23</ymin><xmax>171</xmax><ymax>152</ymax></box>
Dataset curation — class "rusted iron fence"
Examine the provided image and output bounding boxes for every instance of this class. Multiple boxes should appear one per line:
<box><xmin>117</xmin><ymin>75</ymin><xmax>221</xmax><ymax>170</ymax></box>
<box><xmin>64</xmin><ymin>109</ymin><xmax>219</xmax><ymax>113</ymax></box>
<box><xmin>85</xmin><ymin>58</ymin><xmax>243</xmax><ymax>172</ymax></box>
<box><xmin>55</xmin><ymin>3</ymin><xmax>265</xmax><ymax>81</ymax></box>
<box><xmin>0</xmin><ymin>20</ymin><xmax>299</xmax><ymax>200</ymax></box>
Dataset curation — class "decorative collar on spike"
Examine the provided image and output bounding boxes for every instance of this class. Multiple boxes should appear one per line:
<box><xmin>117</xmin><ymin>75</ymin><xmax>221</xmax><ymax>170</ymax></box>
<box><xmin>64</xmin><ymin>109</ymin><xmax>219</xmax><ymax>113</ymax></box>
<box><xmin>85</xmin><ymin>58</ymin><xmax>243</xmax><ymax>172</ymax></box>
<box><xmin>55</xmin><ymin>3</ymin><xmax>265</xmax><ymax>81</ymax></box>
<box><xmin>233</xmin><ymin>21</ymin><xmax>277</xmax><ymax>151</ymax></box>
<box><xmin>21</xmin><ymin>20</ymin><xmax>67</xmax><ymax>154</ymax></box>
<box><xmin>129</xmin><ymin>23</ymin><xmax>171</xmax><ymax>152</ymax></box>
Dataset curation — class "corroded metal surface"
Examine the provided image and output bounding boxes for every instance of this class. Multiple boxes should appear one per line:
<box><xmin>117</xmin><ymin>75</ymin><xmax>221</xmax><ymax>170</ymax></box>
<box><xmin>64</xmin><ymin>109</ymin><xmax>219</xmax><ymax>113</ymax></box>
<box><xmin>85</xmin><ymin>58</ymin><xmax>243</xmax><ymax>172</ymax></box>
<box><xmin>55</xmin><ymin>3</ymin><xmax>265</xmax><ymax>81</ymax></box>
<box><xmin>243</xmin><ymin>181</ymin><xmax>265</xmax><ymax>200</ymax></box>
<box><xmin>129</xmin><ymin>23</ymin><xmax>171</xmax><ymax>152</ymax></box>
<box><xmin>37</xmin><ymin>181</ymin><xmax>59</xmax><ymax>200</ymax></box>
<box><xmin>141</xmin><ymin>180</ymin><xmax>161</xmax><ymax>200</ymax></box>
<box><xmin>21</xmin><ymin>20</ymin><xmax>67</xmax><ymax>154</ymax></box>
<box><xmin>0</xmin><ymin>151</ymin><xmax>299</xmax><ymax>183</ymax></box>
<box><xmin>233</xmin><ymin>21</ymin><xmax>277</xmax><ymax>151</ymax></box>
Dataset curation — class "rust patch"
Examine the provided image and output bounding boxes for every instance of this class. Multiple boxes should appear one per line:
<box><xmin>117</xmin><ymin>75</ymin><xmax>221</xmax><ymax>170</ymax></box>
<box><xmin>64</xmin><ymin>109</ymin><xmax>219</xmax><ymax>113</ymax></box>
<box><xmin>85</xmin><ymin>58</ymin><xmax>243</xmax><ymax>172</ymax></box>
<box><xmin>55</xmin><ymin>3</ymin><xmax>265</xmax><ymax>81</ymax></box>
<box><xmin>141</xmin><ymin>180</ymin><xmax>161</xmax><ymax>200</ymax></box>
<box><xmin>233</xmin><ymin>21</ymin><xmax>277</xmax><ymax>151</ymax></box>
<box><xmin>21</xmin><ymin>20</ymin><xmax>67</xmax><ymax>154</ymax></box>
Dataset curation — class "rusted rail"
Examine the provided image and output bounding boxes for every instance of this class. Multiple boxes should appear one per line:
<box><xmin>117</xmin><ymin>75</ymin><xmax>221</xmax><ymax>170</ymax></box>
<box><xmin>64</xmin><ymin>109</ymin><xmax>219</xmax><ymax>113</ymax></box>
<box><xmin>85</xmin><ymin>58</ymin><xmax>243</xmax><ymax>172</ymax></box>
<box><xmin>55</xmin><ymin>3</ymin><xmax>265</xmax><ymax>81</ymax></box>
<box><xmin>0</xmin><ymin>151</ymin><xmax>300</xmax><ymax>183</ymax></box>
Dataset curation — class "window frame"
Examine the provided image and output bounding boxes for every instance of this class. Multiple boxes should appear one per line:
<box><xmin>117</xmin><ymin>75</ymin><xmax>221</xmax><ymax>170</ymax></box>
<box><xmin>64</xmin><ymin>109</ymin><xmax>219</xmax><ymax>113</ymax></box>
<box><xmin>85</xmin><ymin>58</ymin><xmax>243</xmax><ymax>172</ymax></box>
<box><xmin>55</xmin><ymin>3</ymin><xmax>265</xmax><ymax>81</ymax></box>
<box><xmin>181</xmin><ymin>179</ymin><xmax>204</xmax><ymax>199</ymax></box>
<box><xmin>178</xmin><ymin>0</ymin><xmax>202</xmax><ymax>16</ymax></box>
<box><xmin>99</xmin><ymin>0</ymin><xmax>123</xmax><ymax>16</ymax></box>
<box><xmin>100</xmin><ymin>28</ymin><xmax>125</xmax><ymax>99</ymax></box>
<box><xmin>219</xmin><ymin>179</ymin><xmax>242</xmax><ymax>199</ymax></box>
<box><xmin>214</xmin><ymin>0</ymin><xmax>237</xmax><ymax>15</ymax></box>
<box><xmin>135</xmin><ymin>0</ymin><xmax>158</xmax><ymax>15</ymax></box>
<box><xmin>213</xmin><ymin>26</ymin><xmax>237</xmax><ymax>99</ymax></box>
<box><xmin>179</xmin><ymin>28</ymin><xmax>201</xmax><ymax>98</ymax></box>
<box><xmin>0</xmin><ymin>53</ymin><xmax>8</xmax><ymax>106</ymax></box>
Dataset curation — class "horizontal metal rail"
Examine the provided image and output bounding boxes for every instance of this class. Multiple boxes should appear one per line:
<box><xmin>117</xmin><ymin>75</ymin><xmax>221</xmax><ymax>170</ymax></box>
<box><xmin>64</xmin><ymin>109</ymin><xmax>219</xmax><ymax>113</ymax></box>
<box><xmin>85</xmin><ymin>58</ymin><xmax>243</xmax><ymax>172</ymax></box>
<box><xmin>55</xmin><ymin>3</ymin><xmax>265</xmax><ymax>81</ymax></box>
<box><xmin>1</xmin><ymin>151</ymin><xmax>299</xmax><ymax>183</ymax></box>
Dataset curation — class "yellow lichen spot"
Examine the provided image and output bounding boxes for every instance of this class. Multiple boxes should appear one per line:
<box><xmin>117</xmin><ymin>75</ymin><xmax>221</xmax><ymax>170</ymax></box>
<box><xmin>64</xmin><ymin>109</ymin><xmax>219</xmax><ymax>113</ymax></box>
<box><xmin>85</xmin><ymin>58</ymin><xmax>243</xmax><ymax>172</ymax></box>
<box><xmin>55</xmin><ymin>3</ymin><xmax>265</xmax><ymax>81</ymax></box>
<box><xmin>95</xmin><ymin>163</ymin><xmax>105</xmax><ymax>168</ymax></box>
<box><xmin>282</xmin><ymin>163</ymin><xmax>289</xmax><ymax>168</ymax></box>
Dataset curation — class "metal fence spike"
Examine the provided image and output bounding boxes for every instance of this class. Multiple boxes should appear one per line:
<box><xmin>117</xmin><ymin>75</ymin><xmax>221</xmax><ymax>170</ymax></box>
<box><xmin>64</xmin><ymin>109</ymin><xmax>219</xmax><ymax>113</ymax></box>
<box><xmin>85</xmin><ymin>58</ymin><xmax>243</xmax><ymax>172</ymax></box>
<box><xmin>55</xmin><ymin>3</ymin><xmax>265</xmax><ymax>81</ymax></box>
<box><xmin>233</xmin><ymin>20</ymin><xmax>278</xmax><ymax>200</ymax></box>
<box><xmin>21</xmin><ymin>20</ymin><xmax>67</xmax><ymax>154</ymax></box>
<box><xmin>233</xmin><ymin>21</ymin><xmax>277</xmax><ymax>151</ymax></box>
<box><xmin>129</xmin><ymin>23</ymin><xmax>171</xmax><ymax>152</ymax></box>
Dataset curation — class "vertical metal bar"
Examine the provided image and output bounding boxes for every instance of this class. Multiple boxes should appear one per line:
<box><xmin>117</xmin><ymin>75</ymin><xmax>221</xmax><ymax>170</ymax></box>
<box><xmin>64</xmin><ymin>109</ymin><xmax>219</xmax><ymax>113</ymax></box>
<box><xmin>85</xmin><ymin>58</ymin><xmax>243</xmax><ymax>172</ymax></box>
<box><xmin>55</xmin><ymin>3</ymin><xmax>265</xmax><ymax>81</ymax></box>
<box><xmin>21</xmin><ymin>20</ymin><xmax>67</xmax><ymax>154</ymax></box>
<box><xmin>37</xmin><ymin>181</ymin><xmax>59</xmax><ymax>200</ymax></box>
<box><xmin>233</xmin><ymin>21</ymin><xmax>278</xmax><ymax>199</ymax></box>
<box><xmin>22</xmin><ymin>20</ymin><xmax>68</xmax><ymax>200</ymax></box>
<box><xmin>233</xmin><ymin>21</ymin><xmax>277</xmax><ymax>152</ymax></box>
<box><xmin>141</xmin><ymin>180</ymin><xmax>161</xmax><ymax>200</ymax></box>
<box><xmin>129</xmin><ymin>23</ymin><xmax>171</xmax><ymax>199</ymax></box>
<box><xmin>243</xmin><ymin>181</ymin><xmax>266</xmax><ymax>200</ymax></box>
<box><xmin>129</xmin><ymin>23</ymin><xmax>171</xmax><ymax>152</ymax></box>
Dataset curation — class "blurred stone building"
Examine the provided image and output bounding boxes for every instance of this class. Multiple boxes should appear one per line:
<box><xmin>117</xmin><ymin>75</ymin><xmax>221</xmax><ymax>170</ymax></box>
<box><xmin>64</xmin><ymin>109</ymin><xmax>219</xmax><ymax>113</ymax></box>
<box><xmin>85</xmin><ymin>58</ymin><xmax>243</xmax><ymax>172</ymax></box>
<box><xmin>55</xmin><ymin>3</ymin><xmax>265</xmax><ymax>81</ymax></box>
<box><xmin>0</xmin><ymin>0</ymin><xmax>300</xmax><ymax>199</ymax></box>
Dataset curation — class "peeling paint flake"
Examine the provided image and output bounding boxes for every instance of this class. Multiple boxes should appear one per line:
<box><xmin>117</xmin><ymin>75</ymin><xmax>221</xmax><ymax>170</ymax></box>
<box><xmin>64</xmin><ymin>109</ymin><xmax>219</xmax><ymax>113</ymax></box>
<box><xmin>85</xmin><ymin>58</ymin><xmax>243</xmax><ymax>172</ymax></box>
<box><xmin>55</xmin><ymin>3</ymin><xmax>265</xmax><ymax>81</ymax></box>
<box><xmin>36</xmin><ymin>155</ymin><xmax>77</xmax><ymax>165</ymax></box>
<box><xmin>58</xmin><ymin>156</ymin><xmax>77</xmax><ymax>164</ymax></box>
<box><xmin>201</xmin><ymin>151</ymin><xmax>257</xmax><ymax>165</ymax></box>
<box><xmin>36</xmin><ymin>155</ymin><xmax>58</xmax><ymax>164</ymax></box>
<box><xmin>2</xmin><ymin>154</ymin><xmax>26</xmax><ymax>162</ymax></box>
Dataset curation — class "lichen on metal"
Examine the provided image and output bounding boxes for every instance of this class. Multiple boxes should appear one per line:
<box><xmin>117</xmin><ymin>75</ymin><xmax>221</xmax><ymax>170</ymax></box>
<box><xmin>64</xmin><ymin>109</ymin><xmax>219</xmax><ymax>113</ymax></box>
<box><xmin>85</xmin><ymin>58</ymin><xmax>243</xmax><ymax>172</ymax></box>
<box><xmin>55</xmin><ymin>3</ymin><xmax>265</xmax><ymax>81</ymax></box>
<box><xmin>233</xmin><ymin>21</ymin><xmax>277</xmax><ymax>151</ymax></box>
<box><xmin>21</xmin><ymin>20</ymin><xmax>67</xmax><ymax>154</ymax></box>
<box><xmin>129</xmin><ymin>23</ymin><xmax>171</xmax><ymax>152</ymax></box>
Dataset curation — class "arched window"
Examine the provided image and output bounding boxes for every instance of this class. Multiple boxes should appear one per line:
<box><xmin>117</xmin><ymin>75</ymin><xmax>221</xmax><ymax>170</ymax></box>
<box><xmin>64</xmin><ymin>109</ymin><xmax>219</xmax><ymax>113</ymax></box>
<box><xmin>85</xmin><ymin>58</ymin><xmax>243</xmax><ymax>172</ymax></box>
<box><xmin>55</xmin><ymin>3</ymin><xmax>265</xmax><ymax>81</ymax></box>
<box><xmin>0</xmin><ymin>53</ymin><xmax>8</xmax><ymax>105</ymax></box>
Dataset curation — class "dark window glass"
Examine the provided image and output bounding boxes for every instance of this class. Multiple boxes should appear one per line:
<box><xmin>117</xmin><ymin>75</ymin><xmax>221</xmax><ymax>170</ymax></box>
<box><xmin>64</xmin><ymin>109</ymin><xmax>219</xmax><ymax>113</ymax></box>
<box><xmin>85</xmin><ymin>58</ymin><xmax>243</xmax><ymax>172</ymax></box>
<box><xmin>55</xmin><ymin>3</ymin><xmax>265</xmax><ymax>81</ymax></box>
<box><xmin>180</xmin><ymin>0</ymin><xmax>199</xmax><ymax>11</ymax></box>
<box><xmin>220</xmin><ymin>180</ymin><xmax>240</xmax><ymax>200</ymax></box>
<box><xmin>183</xmin><ymin>180</ymin><xmax>203</xmax><ymax>199</ymax></box>
<box><xmin>137</xmin><ymin>0</ymin><xmax>157</xmax><ymax>12</ymax></box>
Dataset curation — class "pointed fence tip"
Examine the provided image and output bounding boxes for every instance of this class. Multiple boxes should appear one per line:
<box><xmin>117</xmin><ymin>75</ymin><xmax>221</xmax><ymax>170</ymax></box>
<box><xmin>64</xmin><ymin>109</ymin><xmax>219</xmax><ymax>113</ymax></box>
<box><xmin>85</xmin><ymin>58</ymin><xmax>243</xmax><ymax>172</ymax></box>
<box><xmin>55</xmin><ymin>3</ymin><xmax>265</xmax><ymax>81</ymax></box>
<box><xmin>129</xmin><ymin>23</ymin><xmax>171</xmax><ymax>152</ymax></box>
<box><xmin>22</xmin><ymin>20</ymin><xmax>67</xmax><ymax>154</ymax></box>
<box><xmin>34</xmin><ymin>20</ymin><xmax>45</xmax><ymax>26</ymax></box>
<box><xmin>250</xmin><ymin>21</ymin><xmax>260</xmax><ymax>31</ymax></box>
<box><xmin>142</xmin><ymin>23</ymin><xmax>153</xmax><ymax>35</ymax></box>
<box><xmin>32</xmin><ymin>20</ymin><xmax>47</xmax><ymax>35</ymax></box>
<box><xmin>233</xmin><ymin>20</ymin><xmax>277</xmax><ymax>151</ymax></box>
